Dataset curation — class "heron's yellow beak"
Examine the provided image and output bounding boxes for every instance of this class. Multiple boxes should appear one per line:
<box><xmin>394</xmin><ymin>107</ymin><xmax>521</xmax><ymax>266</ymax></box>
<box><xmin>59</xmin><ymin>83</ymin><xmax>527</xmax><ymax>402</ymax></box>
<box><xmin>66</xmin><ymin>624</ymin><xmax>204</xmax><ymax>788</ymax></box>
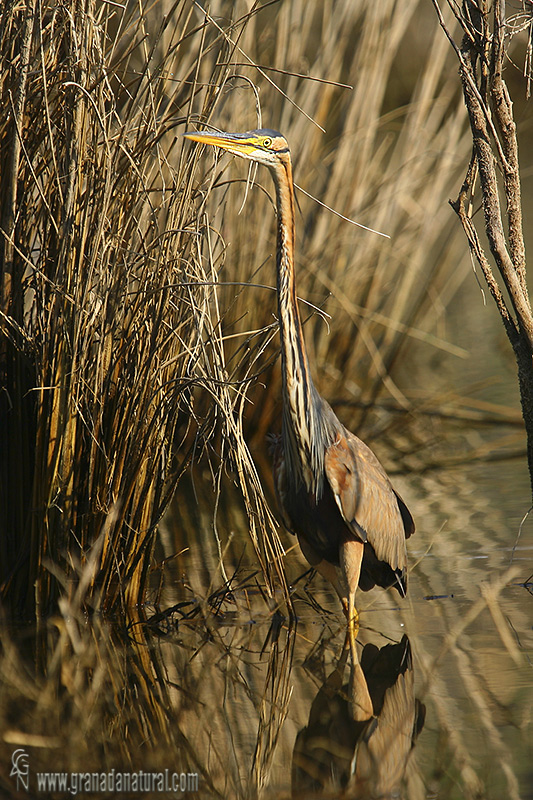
<box><xmin>183</xmin><ymin>130</ymin><xmax>258</xmax><ymax>158</ymax></box>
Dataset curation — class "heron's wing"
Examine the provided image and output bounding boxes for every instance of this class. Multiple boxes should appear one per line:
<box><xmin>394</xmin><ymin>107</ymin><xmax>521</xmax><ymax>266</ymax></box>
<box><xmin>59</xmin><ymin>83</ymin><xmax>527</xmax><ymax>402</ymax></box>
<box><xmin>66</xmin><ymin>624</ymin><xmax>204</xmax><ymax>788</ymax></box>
<box><xmin>324</xmin><ymin>430</ymin><xmax>412</xmax><ymax>572</ymax></box>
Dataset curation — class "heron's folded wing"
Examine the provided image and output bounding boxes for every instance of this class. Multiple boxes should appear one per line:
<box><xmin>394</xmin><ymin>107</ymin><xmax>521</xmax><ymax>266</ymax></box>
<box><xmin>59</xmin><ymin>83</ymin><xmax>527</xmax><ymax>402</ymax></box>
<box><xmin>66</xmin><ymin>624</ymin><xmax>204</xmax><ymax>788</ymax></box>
<box><xmin>324</xmin><ymin>431</ymin><xmax>411</xmax><ymax>572</ymax></box>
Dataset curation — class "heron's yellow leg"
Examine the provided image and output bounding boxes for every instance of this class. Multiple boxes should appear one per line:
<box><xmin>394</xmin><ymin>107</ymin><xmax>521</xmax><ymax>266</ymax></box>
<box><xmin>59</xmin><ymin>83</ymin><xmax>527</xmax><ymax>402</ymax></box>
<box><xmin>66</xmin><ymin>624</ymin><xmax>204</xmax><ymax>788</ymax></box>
<box><xmin>339</xmin><ymin>539</ymin><xmax>364</xmax><ymax>664</ymax></box>
<box><xmin>347</xmin><ymin>593</ymin><xmax>359</xmax><ymax>667</ymax></box>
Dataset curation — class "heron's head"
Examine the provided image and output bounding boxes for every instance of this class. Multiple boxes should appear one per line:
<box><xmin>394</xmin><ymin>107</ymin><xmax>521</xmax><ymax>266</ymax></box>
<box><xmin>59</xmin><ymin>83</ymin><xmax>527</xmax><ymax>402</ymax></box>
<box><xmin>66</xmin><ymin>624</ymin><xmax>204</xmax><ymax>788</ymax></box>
<box><xmin>183</xmin><ymin>128</ymin><xmax>290</xmax><ymax>169</ymax></box>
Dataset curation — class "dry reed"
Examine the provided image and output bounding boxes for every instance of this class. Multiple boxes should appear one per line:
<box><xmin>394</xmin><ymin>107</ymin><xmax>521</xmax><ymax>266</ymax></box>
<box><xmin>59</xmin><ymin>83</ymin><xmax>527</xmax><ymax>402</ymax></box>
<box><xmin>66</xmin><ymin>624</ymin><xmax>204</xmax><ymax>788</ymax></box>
<box><xmin>0</xmin><ymin>0</ymin><xmax>289</xmax><ymax>617</ymax></box>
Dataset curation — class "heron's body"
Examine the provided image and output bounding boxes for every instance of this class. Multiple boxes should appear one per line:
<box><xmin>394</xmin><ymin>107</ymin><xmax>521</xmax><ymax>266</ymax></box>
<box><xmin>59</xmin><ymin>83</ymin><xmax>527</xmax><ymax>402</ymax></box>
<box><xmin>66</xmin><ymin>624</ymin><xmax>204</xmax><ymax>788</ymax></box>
<box><xmin>184</xmin><ymin>127</ymin><xmax>414</xmax><ymax>665</ymax></box>
<box><xmin>270</xmin><ymin>421</ymin><xmax>413</xmax><ymax>598</ymax></box>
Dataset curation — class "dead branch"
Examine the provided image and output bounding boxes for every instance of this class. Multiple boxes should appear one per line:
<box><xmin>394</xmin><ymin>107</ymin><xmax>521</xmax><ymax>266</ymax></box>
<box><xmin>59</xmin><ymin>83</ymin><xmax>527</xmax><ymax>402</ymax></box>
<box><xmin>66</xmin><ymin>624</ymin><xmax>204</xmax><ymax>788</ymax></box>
<box><xmin>434</xmin><ymin>0</ymin><xmax>533</xmax><ymax>495</ymax></box>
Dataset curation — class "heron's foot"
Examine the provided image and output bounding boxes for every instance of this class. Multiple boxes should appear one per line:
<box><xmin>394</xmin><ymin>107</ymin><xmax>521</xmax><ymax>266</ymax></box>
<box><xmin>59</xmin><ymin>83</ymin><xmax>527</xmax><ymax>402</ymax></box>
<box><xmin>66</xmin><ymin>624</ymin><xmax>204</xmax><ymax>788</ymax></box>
<box><xmin>341</xmin><ymin>600</ymin><xmax>361</xmax><ymax>669</ymax></box>
<box><xmin>350</xmin><ymin>606</ymin><xmax>360</xmax><ymax>635</ymax></box>
<box><xmin>341</xmin><ymin>599</ymin><xmax>360</xmax><ymax>636</ymax></box>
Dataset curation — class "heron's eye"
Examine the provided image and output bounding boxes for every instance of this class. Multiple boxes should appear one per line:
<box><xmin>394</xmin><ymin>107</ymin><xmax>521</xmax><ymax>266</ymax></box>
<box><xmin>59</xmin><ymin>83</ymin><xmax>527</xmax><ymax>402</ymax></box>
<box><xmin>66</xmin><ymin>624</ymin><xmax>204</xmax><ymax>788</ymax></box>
<box><xmin>262</xmin><ymin>137</ymin><xmax>273</xmax><ymax>149</ymax></box>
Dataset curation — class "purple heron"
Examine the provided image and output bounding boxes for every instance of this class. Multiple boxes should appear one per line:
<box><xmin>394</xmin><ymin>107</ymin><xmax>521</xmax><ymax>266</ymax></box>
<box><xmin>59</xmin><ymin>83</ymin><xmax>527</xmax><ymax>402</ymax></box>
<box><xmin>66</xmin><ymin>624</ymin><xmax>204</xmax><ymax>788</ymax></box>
<box><xmin>183</xmin><ymin>128</ymin><xmax>415</xmax><ymax>665</ymax></box>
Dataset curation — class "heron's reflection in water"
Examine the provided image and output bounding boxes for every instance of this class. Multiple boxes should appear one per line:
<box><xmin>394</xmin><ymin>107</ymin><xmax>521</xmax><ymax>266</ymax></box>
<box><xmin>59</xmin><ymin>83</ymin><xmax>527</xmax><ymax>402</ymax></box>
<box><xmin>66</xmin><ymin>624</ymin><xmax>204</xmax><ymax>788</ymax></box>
<box><xmin>292</xmin><ymin>636</ymin><xmax>425</xmax><ymax>799</ymax></box>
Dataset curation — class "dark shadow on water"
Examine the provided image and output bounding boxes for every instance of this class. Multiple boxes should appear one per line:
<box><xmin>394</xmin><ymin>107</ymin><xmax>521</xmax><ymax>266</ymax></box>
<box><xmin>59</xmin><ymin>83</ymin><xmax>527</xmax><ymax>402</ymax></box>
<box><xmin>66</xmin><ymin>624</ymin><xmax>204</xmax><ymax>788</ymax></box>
<box><xmin>292</xmin><ymin>635</ymin><xmax>425</xmax><ymax>799</ymax></box>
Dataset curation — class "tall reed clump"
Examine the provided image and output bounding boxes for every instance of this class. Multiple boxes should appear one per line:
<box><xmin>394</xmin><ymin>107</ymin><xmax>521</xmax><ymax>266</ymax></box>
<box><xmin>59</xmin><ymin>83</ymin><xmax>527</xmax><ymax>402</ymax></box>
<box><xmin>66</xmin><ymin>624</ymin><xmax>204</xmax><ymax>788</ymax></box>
<box><xmin>0</xmin><ymin>0</ymin><xmax>288</xmax><ymax>618</ymax></box>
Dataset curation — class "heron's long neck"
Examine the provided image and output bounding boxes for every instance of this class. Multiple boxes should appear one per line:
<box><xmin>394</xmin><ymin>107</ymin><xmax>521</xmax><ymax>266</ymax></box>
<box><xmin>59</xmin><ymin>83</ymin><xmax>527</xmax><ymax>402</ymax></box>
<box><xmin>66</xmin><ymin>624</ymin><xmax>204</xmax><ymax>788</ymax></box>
<box><xmin>272</xmin><ymin>160</ymin><xmax>323</xmax><ymax>489</ymax></box>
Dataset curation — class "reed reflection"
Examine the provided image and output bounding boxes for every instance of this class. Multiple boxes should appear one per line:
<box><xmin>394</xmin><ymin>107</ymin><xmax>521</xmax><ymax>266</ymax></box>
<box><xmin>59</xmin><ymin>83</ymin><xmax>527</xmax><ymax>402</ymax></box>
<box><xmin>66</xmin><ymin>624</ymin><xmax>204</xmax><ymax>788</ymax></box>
<box><xmin>292</xmin><ymin>635</ymin><xmax>425</xmax><ymax>799</ymax></box>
